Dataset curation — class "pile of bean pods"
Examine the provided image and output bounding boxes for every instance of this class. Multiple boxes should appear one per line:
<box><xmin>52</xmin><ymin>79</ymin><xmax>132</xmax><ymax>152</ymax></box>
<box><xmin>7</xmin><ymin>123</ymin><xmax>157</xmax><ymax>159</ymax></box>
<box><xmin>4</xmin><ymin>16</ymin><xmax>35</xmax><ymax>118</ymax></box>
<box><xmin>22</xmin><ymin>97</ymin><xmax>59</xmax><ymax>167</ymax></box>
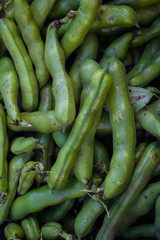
<box><xmin>1</xmin><ymin>0</ymin><xmax>160</xmax><ymax>239</ymax></box>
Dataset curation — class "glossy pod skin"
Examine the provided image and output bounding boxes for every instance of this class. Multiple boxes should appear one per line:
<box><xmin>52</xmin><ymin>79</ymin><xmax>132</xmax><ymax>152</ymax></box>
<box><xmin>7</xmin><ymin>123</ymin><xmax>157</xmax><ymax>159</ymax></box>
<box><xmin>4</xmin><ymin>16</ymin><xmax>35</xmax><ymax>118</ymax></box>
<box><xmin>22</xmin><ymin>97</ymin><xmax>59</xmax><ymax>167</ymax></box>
<box><xmin>109</xmin><ymin>0</ymin><xmax>160</xmax><ymax>8</ymax></box>
<box><xmin>7</xmin><ymin>111</ymin><xmax>63</xmax><ymax>133</ymax></box>
<box><xmin>10</xmin><ymin>177</ymin><xmax>88</xmax><ymax>220</ymax></box>
<box><xmin>30</xmin><ymin>0</ymin><xmax>57</xmax><ymax>29</ymax></box>
<box><xmin>127</xmin><ymin>36</ymin><xmax>160</xmax><ymax>80</ymax></box>
<box><xmin>136</xmin><ymin>109</ymin><xmax>160</xmax><ymax>138</ymax></box>
<box><xmin>91</xmin><ymin>5</ymin><xmax>137</xmax><ymax>31</ymax></box>
<box><xmin>0</xmin><ymin>57</ymin><xmax>20</xmax><ymax>123</ymax></box>
<box><xmin>121</xmin><ymin>224</ymin><xmax>155</xmax><ymax>239</ymax></box>
<box><xmin>60</xmin><ymin>0</ymin><xmax>102</xmax><ymax>58</ymax></box>
<box><xmin>47</xmin><ymin>68</ymin><xmax>112</xmax><ymax>190</ymax></box>
<box><xmin>38</xmin><ymin>199</ymin><xmax>75</xmax><ymax>225</ymax></box>
<box><xmin>103</xmin><ymin>58</ymin><xmax>136</xmax><ymax>199</ymax></box>
<box><xmin>0</xmin><ymin>103</ymin><xmax>9</xmax><ymax>197</ymax></box>
<box><xmin>0</xmin><ymin>14</ymin><xmax>38</xmax><ymax>112</ymax></box>
<box><xmin>73</xmin><ymin>60</ymin><xmax>101</xmax><ymax>185</ymax></box>
<box><xmin>117</xmin><ymin>181</ymin><xmax>160</xmax><ymax>236</ymax></box>
<box><xmin>129</xmin><ymin>50</ymin><xmax>160</xmax><ymax>87</ymax></box>
<box><xmin>96</xmin><ymin>141</ymin><xmax>160</xmax><ymax>240</ymax></box>
<box><xmin>4</xmin><ymin>223</ymin><xmax>24</xmax><ymax>240</ymax></box>
<box><xmin>21</xmin><ymin>215</ymin><xmax>40</xmax><ymax>240</ymax></box>
<box><xmin>14</xmin><ymin>0</ymin><xmax>50</xmax><ymax>88</ymax></box>
<box><xmin>74</xmin><ymin>198</ymin><xmax>105</xmax><ymax>239</ymax></box>
<box><xmin>45</xmin><ymin>20</ymin><xmax>76</xmax><ymax>127</ymax></box>
<box><xmin>10</xmin><ymin>137</ymin><xmax>39</xmax><ymax>155</ymax></box>
<box><xmin>136</xmin><ymin>2</ymin><xmax>160</xmax><ymax>26</ymax></box>
<box><xmin>41</xmin><ymin>222</ymin><xmax>72</xmax><ymax>240</ymax></box>
<box><xmin>0</xmin><ymin>152</ymin><xmax>33</xmax><ymax>224</ymax></box>
<box><xmin>48</xmin><ymin>0</ymin><xmax>80</xmax><ymax>20</ymax></box>
<box><xmin>100</xmin><ymin>32</ymin><xmax>134</xmax><ymax>68</ymax></box>
<box><xmin>69</xmin><ymin>32</ymin><xmax>98</xmax><ymax>107</ymax></box>
<box><xmin>130</xmin><ymin>16</ymin><xmax>160</xmax><ymax>48</ymax></box>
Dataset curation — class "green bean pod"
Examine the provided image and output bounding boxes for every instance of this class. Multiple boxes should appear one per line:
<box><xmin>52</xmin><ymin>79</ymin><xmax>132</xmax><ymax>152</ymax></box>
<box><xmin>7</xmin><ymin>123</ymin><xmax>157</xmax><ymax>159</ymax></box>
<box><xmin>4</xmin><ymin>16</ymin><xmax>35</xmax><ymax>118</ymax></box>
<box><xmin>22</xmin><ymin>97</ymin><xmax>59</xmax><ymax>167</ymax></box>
<box><xmin>69</xmin><ymin>32</ymin><xmax>98</xmax><ymax>107</ymax></box>
<box><xmin>129</xmin><ymin>51</ymin><xmax>160</xmax><ymax>87</ymax></box>
<box><xmin>0</xmin><ymin>103</ymin><xmax>9</xmax><ymax>197</ymax></box>
<box><xmin>130</xmin><ymin>16</ymin><xmax>160</xmax><ymax>48</ymax></box>
<box><xmin>47</xmin><ymin>68</ymin><xmax>112</xmax><ymax>190</ymax></box>
<box><xmin>60</xmin><ymin>0</ymin><xmax>102</xmax><ymax>58</ymax></box>
<box><xmin>21</xmin><ymin>215</ymin><xmax>40</xmax><ymax>240</ymax></box>
<box><xmin>10</xmin><ymin>177</ymin><xmax>88</xmax><ymax>220</ymax></box>
<box><xmin>48</xmin><ymin>0</ymin><xmax>80</xmax><ymax>20</ymax></box>
<box><xmin>127</xmin><ymin>36</ymin><xmax>160</xmax><ymax>80</ymax></box>
<box><xmin>0</xmin><ymin>14</ymin><xmax>38</xmax><ymax>112</ymax></box>
<box><xmin>136</xmin><ymin>2</ymin><xmax>160</xmax><ymax>25</ymax></box>
<box><xmin>109</xmin><ymin>0</ymin><xmax>160</xmax><ymax>8</ymax></box>
<box><xmin>38</xmin><ymin>199</ymin><xmax>75</xmax><ymax>225</ymax></box>
<box><xmin>73</xmin><ymin>60</ymin><xmax>101</xmax><ymax>185</ymax></box>
<box><xmin>91</xmin><ymin>5</ymin><xmax>137</xmax><ymax>31</ymax></box>
<box><xmin>14</xmin><ymin>0</ymin><xmax>50</xmax><ymax>88</ymax></box>
<box><xmin>96</xmin><ymin>141</ymin><xmax>160</xmax><ymax>240</ymax></box>
<box><xmin>17</xmin><ymin>161</ymin><xmax>44</xmax><ymax>195</ymax></box>
<box><xmin>104</xmin><ymin>58</ymin><xmax>136</xmax><ymax>199</ymax></box>
<box><xmin>121</xmin><ymin>224</ymin><xmax>155</xmax><ymax>239</ymax></box>
<box><xmin>74</xmin><ymin>198</ymin><xmax>105</xmax><ymax>238</ymax></box>
<box><xmin>45</xmin><ymin>20</ymin><xmax>76</xmax><ymax>127</ymax></box>
<box><xmin>7</xmin><ymin>111</ymin><xmax>63</xmax><ymax>133</ymax></box>
<box><xmin>4</xmin><ymin>223</ymin><xmax>24</xmax><ymax>240</ymax></box>
<box><xmin>0</xmin><ymin>57</ymin><xmax>20</xmax><ymax>124</ymax></box>
<box><xmin>0</xmin><ymin>152</ymin><xmax>33</xmax><ymax>224</ymax></box>
<box><xmin>136</xmin><ymin>109</ymin><xmax>160</xmax><ymax>138</ymax></box>
<box><xmin>117</xmin><ymin>181</ymin><xmax>160</xmax><ymax>235</ymax></box>
<box><xmin>41</xmin><ymin>222</ymin><xmax>72</xmax><ymax>240</ymax></box>
<box><xmin>30</xmin><ymin>0</ymin><xmax>57</xmax><ymax>29</ymax></box>
<box><xmin>10</xmin><ymin>137</ymin><xmax>40</xmax><ymax>155</ymax></box>
<box><xmin>100</xmin><ymin>32</ymin><xmax>134</xmax><ymax>68</ymax></box>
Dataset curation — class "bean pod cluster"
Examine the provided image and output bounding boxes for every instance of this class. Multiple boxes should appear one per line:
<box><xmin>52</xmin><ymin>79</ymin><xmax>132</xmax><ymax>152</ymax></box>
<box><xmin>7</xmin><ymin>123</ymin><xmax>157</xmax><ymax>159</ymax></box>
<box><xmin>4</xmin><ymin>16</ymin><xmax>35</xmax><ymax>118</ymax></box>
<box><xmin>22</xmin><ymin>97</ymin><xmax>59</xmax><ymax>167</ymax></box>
<box><xmin>1</xmin><ymin>0</ymin><xmax>160</xmax><ymax>239</ymax></box>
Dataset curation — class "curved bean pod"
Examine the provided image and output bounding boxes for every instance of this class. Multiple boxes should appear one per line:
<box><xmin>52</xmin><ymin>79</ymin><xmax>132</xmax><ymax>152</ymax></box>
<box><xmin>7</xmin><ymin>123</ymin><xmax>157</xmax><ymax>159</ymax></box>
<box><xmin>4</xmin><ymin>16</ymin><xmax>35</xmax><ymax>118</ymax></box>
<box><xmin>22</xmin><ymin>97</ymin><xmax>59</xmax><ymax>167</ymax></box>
<box><xmin>41</xmin><ymin>222</ymin><xmax>72</xmax><ymax>240</ymax></box>
<box><xmin>47</xmin><ymin>68</ymin><xmax>112</xmax><ymax>190</ymax></box>
<box><xmin>0</xmin><ymin>152</ymin><xmax>33</xmax><ymax>224</ymax></box>
<box><xmin>60</xmin><ymin>0</ymin><xmax>102</xmax><ymax>58</ymax></box>
<box><xmin>30</xmin><ymin>0</ymin><xmax>57</xmax><ymax>29</ymax></box>
<box><xmin>91</xmin><ymin>5</ymin><xmax>137</xmax><ymax>31</ymax></box>
<box><xmin>96</xmin><ymin>141</ymin><xmax>160</xmax><ymax>240</ymax></box>
<box><xmin>100</xmin><ymin>32</ymin><xmax>134</xmax><ymax>68</ymax></box>
<box><xmin>104</xmin><ymin>58</ymin><xmax>136</xmax><ymax>199</ymax></box>
<box><xmin>7</xmin><ymin>111</ymin><xmax>63</xmax><ymax>133</ymax></box>
<box><xmin>45</xmin><ymin>20</ymin><xmax>76</xmax><ymax>126</ymax></box>
<box><xmin>0</xmin><ymin>14</ymin><xmax>38</xmax><ymax>112</ymax></box>
<box><xmin>4</xmin><ymin>223</ymin><xmax>24</xmax><ymax>240</ymax></box>
<box><xmin>10</xmin><ymin>177</ymin><xmax>88</xmax><ymax>220</ymax></box>
<box><xmin>14</xmin><ymin>0</ymin><xmax>50</xmax><ymax>88</ymax></box>
<box><xmin>130</xmin><ymin>16</ymin><xmax>160</xmax><ymax>48</ymax></box>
